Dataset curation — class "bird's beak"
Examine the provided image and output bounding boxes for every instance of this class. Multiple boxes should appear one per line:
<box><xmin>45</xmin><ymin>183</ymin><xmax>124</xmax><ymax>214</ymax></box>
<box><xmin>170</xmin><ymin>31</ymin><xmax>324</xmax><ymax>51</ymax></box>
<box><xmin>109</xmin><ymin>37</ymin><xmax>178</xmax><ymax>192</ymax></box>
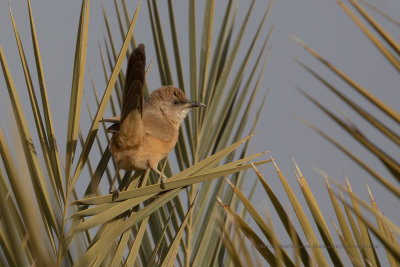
<box><xmin>188</xmin><ymin>100</ymin><xmax>206</xmax><ymax>108</ymax></box>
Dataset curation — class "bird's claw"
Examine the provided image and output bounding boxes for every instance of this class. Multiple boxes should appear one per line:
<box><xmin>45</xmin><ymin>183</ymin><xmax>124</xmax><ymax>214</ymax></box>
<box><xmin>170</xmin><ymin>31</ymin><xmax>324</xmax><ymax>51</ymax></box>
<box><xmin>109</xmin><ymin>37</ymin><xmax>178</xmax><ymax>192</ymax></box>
<box><xmin>110</xmin><ymin>188</ymin><xmax>120</xmax><ymax>200</ymax></box>
<box><xmin>160</xmin><ymin>176</ymin><xmax>166</xmax><ymax>189</ymax></box>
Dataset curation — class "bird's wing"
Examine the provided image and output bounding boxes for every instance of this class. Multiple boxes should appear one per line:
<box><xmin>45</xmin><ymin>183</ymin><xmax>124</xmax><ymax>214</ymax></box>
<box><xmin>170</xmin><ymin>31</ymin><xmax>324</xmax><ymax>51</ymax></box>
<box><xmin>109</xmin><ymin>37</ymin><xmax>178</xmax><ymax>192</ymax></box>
<box><xmin>118</xmin><ymin>44</ymin><xmax>146</xmax><ymax>146</ymax></box>
<box><xmin>143</xmin><ymin>113</ymin><xmax>175</xmax><ymax>142</ymax></box>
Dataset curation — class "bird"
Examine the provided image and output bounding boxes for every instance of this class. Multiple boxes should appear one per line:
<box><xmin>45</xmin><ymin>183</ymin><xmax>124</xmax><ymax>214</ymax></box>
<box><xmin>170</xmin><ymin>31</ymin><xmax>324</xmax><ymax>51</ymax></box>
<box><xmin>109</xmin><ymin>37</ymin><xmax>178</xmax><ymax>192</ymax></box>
<box><xmin>102</xmin><ymin>44</ymin><xmax>205</xmax><ymax>197</ymax></box>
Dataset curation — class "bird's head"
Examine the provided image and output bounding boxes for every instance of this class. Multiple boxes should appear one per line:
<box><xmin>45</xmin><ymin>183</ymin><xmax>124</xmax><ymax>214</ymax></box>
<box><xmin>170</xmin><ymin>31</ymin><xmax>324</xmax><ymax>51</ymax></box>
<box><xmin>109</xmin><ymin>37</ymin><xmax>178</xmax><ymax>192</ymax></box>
<box><xmin>148</xmin><ymin>86</ymin><xmax>205</xmax><ymax>125</ymax></box>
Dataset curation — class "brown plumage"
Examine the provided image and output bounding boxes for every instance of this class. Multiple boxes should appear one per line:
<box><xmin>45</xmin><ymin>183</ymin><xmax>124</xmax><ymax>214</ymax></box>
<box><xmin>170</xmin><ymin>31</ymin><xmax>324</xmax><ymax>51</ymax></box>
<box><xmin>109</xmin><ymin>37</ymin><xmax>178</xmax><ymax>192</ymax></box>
<box><xmin>103</xmin><ymin>44</ymin><xmax>205</xmax><ymax>194</ymax></box>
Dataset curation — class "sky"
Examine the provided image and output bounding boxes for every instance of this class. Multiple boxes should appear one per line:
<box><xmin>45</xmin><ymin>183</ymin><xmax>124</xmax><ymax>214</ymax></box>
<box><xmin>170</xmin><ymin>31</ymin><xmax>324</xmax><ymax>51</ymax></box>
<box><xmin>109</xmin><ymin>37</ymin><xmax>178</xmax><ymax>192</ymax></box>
<box><xmin>0</xmin><ymin>0</ymin><xmax>399</xmax><ymax>264</ymax></box>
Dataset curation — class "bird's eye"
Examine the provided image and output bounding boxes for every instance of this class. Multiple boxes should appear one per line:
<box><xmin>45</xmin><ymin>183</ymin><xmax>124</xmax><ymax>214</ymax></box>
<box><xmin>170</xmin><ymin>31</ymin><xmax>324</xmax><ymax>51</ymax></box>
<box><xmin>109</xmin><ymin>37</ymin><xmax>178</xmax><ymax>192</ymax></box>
<box><xmin>173</xmin><ymin>100</ymin><xmax>179</xmax><ymax>105</ymax></box>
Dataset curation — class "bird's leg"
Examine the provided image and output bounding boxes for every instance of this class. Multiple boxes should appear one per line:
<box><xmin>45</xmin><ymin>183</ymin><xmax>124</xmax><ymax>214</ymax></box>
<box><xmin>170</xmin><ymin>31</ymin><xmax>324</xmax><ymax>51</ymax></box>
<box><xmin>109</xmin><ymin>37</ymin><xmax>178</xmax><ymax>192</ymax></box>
<box><xmin>109</xmin><ymin>167</ymin><xmax>120</xmax><ymax>200</ymax></box>
<box><xmin>152</xmin><ymin>168</ymin><xmax>168</xmax><ymax>189</ymax></box>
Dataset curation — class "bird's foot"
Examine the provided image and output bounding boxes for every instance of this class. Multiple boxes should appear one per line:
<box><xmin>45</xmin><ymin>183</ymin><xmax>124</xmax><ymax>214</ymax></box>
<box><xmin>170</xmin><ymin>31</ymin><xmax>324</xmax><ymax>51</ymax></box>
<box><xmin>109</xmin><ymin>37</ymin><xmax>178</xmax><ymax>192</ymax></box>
<box><xmin>159</xmin><ymin>176</ymin><xmax>166</xmax><ymax>189</ymax></box>
<box><xmin>109</xmin><ymin>188</ymin><xmax>120</xmax><ymax>201</ymax></box>
<box><xmin>153</xmin><ymin>168</ymin><xmax>168</xmax><ymax>189</ymax></box>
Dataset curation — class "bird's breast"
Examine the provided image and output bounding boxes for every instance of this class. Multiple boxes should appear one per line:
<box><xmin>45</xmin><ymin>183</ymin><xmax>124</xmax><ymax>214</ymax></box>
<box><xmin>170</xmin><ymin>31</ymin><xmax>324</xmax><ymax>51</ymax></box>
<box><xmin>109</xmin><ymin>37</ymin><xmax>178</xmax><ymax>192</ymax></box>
<box><xmin>109</xmin><ymin>131</ymin><xmax>178</xmax><ymax>171</ymax></box>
